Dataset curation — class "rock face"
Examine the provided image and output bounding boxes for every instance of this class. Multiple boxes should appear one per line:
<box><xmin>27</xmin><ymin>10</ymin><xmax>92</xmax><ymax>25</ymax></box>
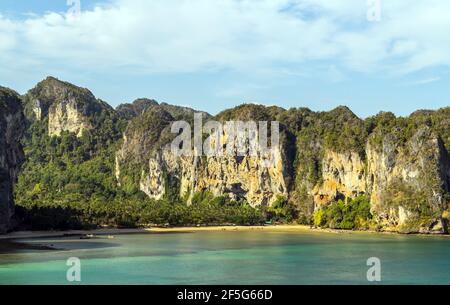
<box><xmin>22</xmin><ymin>76</ymin><xmax>112</xmax><ymax>137</ymax></box>
<box><xmin>366</xmin><ymin>127</ymin><xmax>450</xmax><ymax>233</ymax></box>
<box><xmin>306</xmin><ymin>128</ymin><xmax>450</xmax><ymax>232</ymax></box>
<box><xmin>117</xmin><ymin>103</ymin><xmax>449</xmax><ymax>232</ymax></box>
<box><xmin>7</xmin><ymin>76</ymin><xmax>449</xmax><ymax>233</ymax></box>
<box><xmin>0</xmin><ymin>87</ymin><xmax>24</xmax><ymax>233</ymax></box>
<box><xmin>48</xmin><ymin>100</ymin><xmax>92</xmax><ymax>137</ymax></box>
<box><xmin>133</xmin><ymin>142</ymin><xmax>287</xmax><ymax>207</ymax></box>
<box><xmin>116</xmin><ymin>104</ymin><xmax>290</xmax><ymax>206</ymax></box>
<box><xmin>312</xmin><ymin>150</ymin><xmax>366</xmax><ymax>206</ymax></box>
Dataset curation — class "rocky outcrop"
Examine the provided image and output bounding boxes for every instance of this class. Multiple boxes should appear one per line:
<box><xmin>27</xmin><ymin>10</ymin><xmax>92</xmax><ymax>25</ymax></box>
<box><xmin>9</xmin><ymin>77</ymin><xmax>448</xmax><ymax>233</ymax></box>
<box><xmin>48</xmin><ymin>99</ymin><xmax>92</xmax><ymax>137</ymax></box>
<box><xmin>117</xmin><ymin>98</ymin><xmax>211</xmax><ymax>121</ymax></box>
<box><xmin>312</xmin><ymin>150</ymin><xmax>366</xmax><ymax>207</ymax></box>
<box><xmin>0</xmin><ymin>87</ymin><xmax>24</xmax><ymax>233</ymax></box>
<box><xmin>134</xmin><ymin>144</ymin><xmax>287</xmax><ymax>207</ymax></box>
<box><xmin>116</xmin><ymin>98</ymin><xmax>158</xmax><ymax>120</ymax></box>
<box><xmin>116</xmin><ymin>104</ymin><xmax>289</xmax><ymax>207</ymax></box>
<box><xmin>195</xmin><ymin>151</ymin><xmax>286</xmax><ymax>206</ymax></box>
<box><xmin>301</xmin><ymin>125</ymin><xmax>449</xmax><ymax>233</ymax></box>
<box><xmin>366</xmin><ymin>127</ymin><xmax>450</xmax><ymax>233</ymax></box>
<box><xmin>116</xmin><ymin>102</ymin><xmax>449</xmax><ymax>233</ymax></box>
<box><xmin>139</xmin><ymin>153</ymin><xmax>167</xmax><ymax>200</ymax></box>
<box><xmin>22</xmin><ymin>76</ymin><xmax>113</xmax><ymax>137</ymax></box>
<box><xmin>288</xmin><ymin>107</ymin><xmax>450</xmax><ymax>233</ymax></box>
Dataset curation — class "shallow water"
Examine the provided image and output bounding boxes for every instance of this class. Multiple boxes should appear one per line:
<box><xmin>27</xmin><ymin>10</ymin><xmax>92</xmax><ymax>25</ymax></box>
<box><xmin>0</xmin><ymin>230</ymin><xmax>449</xmax><ymax>284</ymax></box>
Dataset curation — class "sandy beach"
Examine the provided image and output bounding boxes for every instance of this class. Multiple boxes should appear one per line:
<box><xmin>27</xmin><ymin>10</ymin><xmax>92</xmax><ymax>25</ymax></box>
<box><xmin>0</xmin><ymin>225</ymin><xmax>312</xmax><ymax>240</ymax></box>
<box><xmin>0</xmin><ymin>224</ymin><xmax>448</xmax><ymax>240</ymax></box>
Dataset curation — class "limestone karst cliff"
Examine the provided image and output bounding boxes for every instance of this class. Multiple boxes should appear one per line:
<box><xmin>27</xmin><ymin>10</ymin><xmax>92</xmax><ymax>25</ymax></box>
<box><xmin>366</xmin><ymin>125</ymin><xmax>450</xmax><ymax>233</ymax></box>
<box><xmin>2</xmin><ymin>77</ymin><xmax>449</xmax><ymax>233</ymax></box>
<box><xmin>0</xmin><ymin>87</ymin><xmax>24</xmax><ymax>233</ymax></box>
<box><xmin>22</xmin><ymin>76</ymin><xmax>116</xmax><ymax>137</ymax></box>
<box><xmin>312</xmin><ymin>150</ymin><xmax>366</xmax><ymax>207</ymax></box>
<box><xmin>291</xmin><ymin>108</ymin><xmax>450</xmax><ymax>233</ymax></box>
<box><xmin>116</xmin><ymin>104</ymin><xmax>292</xmax><ymax>207</ymax></box>
<box><xmin>117</xmin><ymin>103</ymin><xmax>449</xmax><ymax>232</ymax></box>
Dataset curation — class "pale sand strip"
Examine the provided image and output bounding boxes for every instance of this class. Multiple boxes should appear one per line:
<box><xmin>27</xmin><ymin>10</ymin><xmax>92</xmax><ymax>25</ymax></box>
<box><xmin>1</xmin><ymin>225</ymin><xmax>448</xmax><ymax>240</ymax></box>
<box><xmin>145</xmin><ymin>224</ymin><xmax>311</xmax><ymax>233</ymax></box>
<box><xmin>0</xmin><ymin>225</ymin><xmax>311</xmax><ymax>240</ymax></box>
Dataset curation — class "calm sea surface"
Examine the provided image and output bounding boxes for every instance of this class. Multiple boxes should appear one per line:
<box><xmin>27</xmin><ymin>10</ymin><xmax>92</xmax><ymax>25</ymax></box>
<box><xmin>0</xmin><ymin>230</ymin><xmax>449</xmax><ymax>284</ymax></box>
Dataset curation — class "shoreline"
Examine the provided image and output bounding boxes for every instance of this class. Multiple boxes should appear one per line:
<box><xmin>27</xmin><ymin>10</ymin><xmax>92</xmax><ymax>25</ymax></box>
<box><xmin>0</xmin><ymin>226</ymin><xmax>307</xmax><ymax>240</ymax></box>
<box><xmin>1</xmin><ymin>225</ymin><xmax>449</xmax><ymax>240</ymax></box>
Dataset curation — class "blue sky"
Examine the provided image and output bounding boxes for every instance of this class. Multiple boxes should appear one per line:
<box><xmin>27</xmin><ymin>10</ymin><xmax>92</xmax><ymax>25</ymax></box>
<box><xmin>0</xmin><ymin>0</ymin><xmax>449</xmax><ymax>117</ymax></box>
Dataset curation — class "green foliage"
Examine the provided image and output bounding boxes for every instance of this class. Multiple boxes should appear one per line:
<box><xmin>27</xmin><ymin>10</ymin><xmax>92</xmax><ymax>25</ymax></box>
<box><xmin>366</xmin><ymin>107</ymin><xmax>450</xmax><ymax>153</ymax></box>
<box><xmin>14</xmin><ymin>105</ymin><xmax>265</xmax><ymax>229</ymax></box>
<box><xmin>291</xmin><ymin>106</ymin><xmax>368</xmax><ymax>210</ymax></box>
<box><xmin>398</xmin><ymin>216</ymin><xmax>434</xmax><ymax>234</ymax></box>
<box><xmin>15</xmin><ymin>88</ymin><xmax>127</xmax><ymax>229</ymax></box>
<box><xmin>379</xmin><ymin>180</ymin><xmax>444</xmax><ymax>233</ymax></box>
<box><xmin>15</xmin><ymin>195</ymin><xmax>265</xmax><ymax>230</ymax></box>
<box><xmin>380</xmin><ymin>180</ymin><xmax>431</xmax><ymax>217</ymax></box>
<box><xmin>313</xmin><ymin>208</ymin><xmax>326</xmax><ymax>227</ymax></box>
<box><xmin>14</xmin><ymin>89</ymin><xmax>269</xmax><ymax>230</ymax></box>
<box><xmin>216</xmin><ymin>103</ymin><xmax>284</xmax><ymax>122</ymax></box>
<box><xmin>264</xmin><ymin>196</ymin><xmax>297</xmax><ymax>223</ymax></box>
<box><xmin>11</xmin><ymin>78</ymin><xmax>450</xmax><ymax>233</ymax></box>
<box><xmin>313</xmin><ymin>196</ymin><xmax>373</xmax><ymax>230</ymax></box>
<box><xmin>409</xmin><ymin>107</ymin><xmax>450</xmax><ymax>151</ymax></box>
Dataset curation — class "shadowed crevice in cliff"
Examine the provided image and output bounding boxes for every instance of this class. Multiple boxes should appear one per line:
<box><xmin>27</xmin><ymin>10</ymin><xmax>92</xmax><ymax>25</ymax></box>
<box><xmin>0</xmin><ymin>87</ymin><xmax>24</xmax><ymax>233</ymax></box>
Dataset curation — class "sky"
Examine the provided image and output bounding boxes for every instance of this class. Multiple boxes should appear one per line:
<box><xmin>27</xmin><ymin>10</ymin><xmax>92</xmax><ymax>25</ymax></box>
<box><xmin>0</xmin><ymin>0</ymin><xmax>449</xmax><ymax>117</ymax></box>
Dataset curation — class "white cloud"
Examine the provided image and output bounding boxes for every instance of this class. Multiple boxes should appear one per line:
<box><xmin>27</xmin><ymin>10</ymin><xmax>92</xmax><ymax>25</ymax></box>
<box><xmin>1</xmin><ymin>0</ymin><xmax>450</xmax><ymax>78</ymax></box>
<box><xmin>0</xmin><ymin>15</ymin><xmax>18</xmax><ymax>51</ymax></box>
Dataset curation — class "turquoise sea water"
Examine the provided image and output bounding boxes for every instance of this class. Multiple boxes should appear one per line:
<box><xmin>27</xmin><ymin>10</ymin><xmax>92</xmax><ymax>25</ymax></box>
<box><xmin>0</xmin><ymin>230</ymin><xmax>449</xmax><ymax>285</ymax></box>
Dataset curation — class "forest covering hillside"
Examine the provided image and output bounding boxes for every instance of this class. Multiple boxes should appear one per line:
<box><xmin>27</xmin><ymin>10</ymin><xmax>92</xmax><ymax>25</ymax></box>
<box><xmin>0</xmin><ymin>77</ymin><xmax>449</xmax><ymax>234</ymax></box>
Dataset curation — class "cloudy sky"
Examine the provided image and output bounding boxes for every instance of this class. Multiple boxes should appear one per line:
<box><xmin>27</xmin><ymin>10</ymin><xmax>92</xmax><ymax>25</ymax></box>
<box><xmin>0</xmin><ymin>0</ymin><xmax>449</xmax><ymax>117</ymax></box>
